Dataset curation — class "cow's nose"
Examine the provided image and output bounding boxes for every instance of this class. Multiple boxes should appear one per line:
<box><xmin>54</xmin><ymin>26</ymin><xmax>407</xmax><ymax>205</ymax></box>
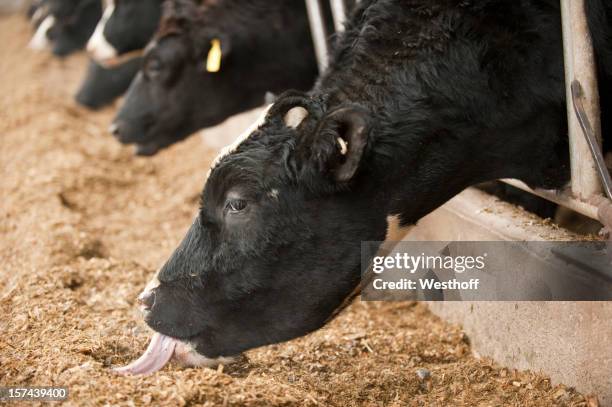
<box><xmin>137</xmin><ymin>290</ymin><xmax>155</xmax><ymax>311</ymax></box>
<box><xmin>109</xmin><ymin>122</ymin><xmax>120</xmax><ymax>137</ymax></box>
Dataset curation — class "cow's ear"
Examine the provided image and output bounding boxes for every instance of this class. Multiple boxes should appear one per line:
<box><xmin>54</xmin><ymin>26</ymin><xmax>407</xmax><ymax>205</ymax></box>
<box><xmin>314</xmin><ymin>105</ymin><xmax>371</xmax><ymax>183</ymax></box>
<box><xmin>204</xmin><ymin>35</ymin><xmax>231</xmax><ymax>73</ymax></box>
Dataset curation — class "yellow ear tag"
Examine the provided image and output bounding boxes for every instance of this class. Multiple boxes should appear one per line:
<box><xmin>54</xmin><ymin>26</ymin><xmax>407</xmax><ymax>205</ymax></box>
<box><xmin>206</xmin><ymin>39</ymin><xmax>222</xmax><ymax>73</ymax></box>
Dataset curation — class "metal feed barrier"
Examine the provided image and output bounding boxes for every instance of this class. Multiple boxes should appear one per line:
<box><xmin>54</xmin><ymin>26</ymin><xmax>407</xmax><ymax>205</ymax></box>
<box><xmin>505</xmin><ymin>0</ymin><xmax>612</xmax><ymax>233</ymax></box>
<box><xmin>304</xmin><ymin>0</ymin><xmax>612</xmax><ymax>235</ymax></box>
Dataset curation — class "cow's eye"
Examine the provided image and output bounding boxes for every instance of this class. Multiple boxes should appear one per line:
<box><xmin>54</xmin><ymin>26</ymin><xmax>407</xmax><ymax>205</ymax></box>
<box><xmin>145</xmin><ymin>58</ymin><xmax>163</xmax><ymax>78</ymax></box>
<box><xmin>225</xmin><ymin>199</ymin><xmax>247</xmax><ymax>213</ymax></box>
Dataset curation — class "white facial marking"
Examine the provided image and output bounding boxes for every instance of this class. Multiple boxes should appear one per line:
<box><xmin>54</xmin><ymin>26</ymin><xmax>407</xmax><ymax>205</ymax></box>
<box><xmin>143</xmin><ymin>273</ymin><xmax>160</xmax><ymax>292</ymax></box>
<box><xmin>137</xmin><ymin>272</ymin><xmax>160</xmax><ymax>312</ymax></box>
<box><xmin>174</xmin><ymin>341</ymin><xmax>237</xmax><ymax>367</ymax></box>
<box><xmin>86</xmin><ymin>2</ymin><xmax>118</xmax><ymax>63</ymax></box>
<box><xmin>28</xmin><ymin>15</ymin><xmax>54</xmax><ymax>50</ymax></box>
<box><xmin>337</xmin><ymin>137</ymin><xmax>348</xmax><ymax>155</ymax></box>
<box><xmin>283</xmin><ymin>106</ymin><xmax>309</xmax><ymax>128</ymax></box>
<box><xmin>209</xmin><ymin>104</ymin><xmax>273</xmax><ymax>173</ymax></box>
<box><xmin>268</xmin><ymin>189</ymin><xmax>279</xmax><ymax>199</ymax></box>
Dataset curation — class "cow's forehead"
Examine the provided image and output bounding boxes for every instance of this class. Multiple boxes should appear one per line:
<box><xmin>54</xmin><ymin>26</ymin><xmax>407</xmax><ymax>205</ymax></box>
<box><xmin>204</xmin><ymin>107</ymin><xmax>301</xmax><ymax>202</ymax></box>
<box><xmin>146</xmin><ymin>35</ymin><xmax>187</xmax><ymax>61</ymax></box>
<box><xmin>204</xmin><ymin>95</ymin><xmax>323</xmax><ymax>201</ymax></box>
<box><xmin>208</xmin><ymin>104</ymin><xmax>272</xmax><ymax>173</ymax></box>
<box><xmin>208</xmin><ymin>96</ymin><xmax>317</xmax><ymax>174</ymax></box>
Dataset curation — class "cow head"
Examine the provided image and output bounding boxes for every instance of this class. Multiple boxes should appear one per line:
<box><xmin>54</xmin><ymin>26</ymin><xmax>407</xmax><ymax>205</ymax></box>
<box><xmin>135</xmin><ymin>93</ymin><xmax>389</xmax><ymax>363</ymax></box>
<box><xmin>110</xmin><ymin>0</ymin><xmax>317</xmax><ymax>156</ymax></box>
<box><xmin>109</xmin><ymin>32</ymin><xmax>237</xmax><ymax>156</ymax></box>
<box><xmin>78</xmin><ymin>0</ymin><xmax>163</xmax><ymax>109</ymax></box>
<box><xmin>29</xmin><ymin>0</ymin><xmax>102</xmax><ymax>57</ymax></box>
<box><xmin>87</xmin><ymin>0</ymin><xmax>163</xmax><ymax>65</ymax></box>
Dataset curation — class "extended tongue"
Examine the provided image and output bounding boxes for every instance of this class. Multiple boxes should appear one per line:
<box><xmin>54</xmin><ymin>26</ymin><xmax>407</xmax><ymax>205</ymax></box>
<box><xmin>114</xmin><ymin>332</ymin><xmax>177</xmax><ymax>375</ymax></box>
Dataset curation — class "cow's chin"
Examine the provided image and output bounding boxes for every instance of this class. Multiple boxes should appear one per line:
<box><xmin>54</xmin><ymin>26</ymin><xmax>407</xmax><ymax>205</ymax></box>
<box><xmin>112</xmin><ymin>134</ymin><xmax>161</xmax><ymax>156</ymax></box>
<box><xmin>133</xmin><ymin>136</ymin><xmax>183</xmax><ymax>156</ymax></box>
<box><xmin>134</xmin><ymin>141</ymin><xmax>161</xmax><ymax>156</ymax></box>
<box><xmin>173</xmin><ymin>340</ymin><xmax>238</xmax><ymax>368</ymax></box>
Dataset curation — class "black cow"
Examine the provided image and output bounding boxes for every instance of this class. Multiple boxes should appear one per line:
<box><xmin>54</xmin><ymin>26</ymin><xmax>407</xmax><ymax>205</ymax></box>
<box><xmin>75</xmin><ymin>0</ymin><xmax>163</xmax><ymax>109</ymax></box>
<box><xmin>28</xmin><ymin>0</ymin><xmax>102</xmax><ymax>57</ymax></box>
<box><xmin>116</xmin><ymin>0</ymin><xmax>612</xmax><ymax>373</ymax></box>
<box><xmin>110</xmin><ymin>0</ymin><xmax>319</xmax><ymax>156</ymax></box>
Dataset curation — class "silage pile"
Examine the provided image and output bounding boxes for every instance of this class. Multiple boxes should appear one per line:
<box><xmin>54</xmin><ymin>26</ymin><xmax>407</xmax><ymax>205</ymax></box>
<box><xmin>0</xmin><ymin>14</ymin><xmax>597</xmax><ymax>406</ymax></box>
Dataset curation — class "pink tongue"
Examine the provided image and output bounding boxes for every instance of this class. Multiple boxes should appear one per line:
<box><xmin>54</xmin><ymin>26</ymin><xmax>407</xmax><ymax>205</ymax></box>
<box><xmin>114</xmin><ymin>332</ymin><xmax>177</xmax><ymax>375</ymax></box>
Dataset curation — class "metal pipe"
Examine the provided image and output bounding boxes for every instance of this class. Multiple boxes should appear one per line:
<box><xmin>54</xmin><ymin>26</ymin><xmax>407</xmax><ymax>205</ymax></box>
<box><xmin>571</xmin><ymin>80</ymin><xmax>612</xmax><ymax>200</ymax></box>
<box><xmin>305</xmin><ymin>0</ymin><xmax>329</xmax><ymax>73</ymax></box>
<box><xmin>560</xmin><ymin>0</ymin><xmax>602</xmax><ymax>199</ymax></box>
<box><xmin>330</xmin><ymin>0</ymin><xmax>347</xmax><ymax>33</ymax></box>
<box><xmin>501</xmin><ymin>179</ymin><xmax>600</xmax><ymax>220</ymax></box>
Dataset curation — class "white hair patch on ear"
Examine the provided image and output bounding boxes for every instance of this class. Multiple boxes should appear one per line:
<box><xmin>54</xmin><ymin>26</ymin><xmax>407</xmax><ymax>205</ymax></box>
<box><xmin>283</xmin><ymin>106</ymin><xmax>308</xmax><ymax>128</ymax></box>
<box><xmin>337</xmin><ymin>137</ymin><xmax>348</xmax><ymax>155</ymax></box>
<box><xmin>268</xmin><ymin>189</ymin><xmax>279</xmax><ymax>199</ymax></box>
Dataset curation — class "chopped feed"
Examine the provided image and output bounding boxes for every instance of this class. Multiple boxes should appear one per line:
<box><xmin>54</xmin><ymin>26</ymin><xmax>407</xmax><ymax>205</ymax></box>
<box><xmin>0</xmin><ymin>14</ymin><xmax>598</xmax><ymax>407</ymax></box>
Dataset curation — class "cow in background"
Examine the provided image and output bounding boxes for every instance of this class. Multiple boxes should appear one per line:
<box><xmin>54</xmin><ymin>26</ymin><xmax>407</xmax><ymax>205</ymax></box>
<box><xmin>110</xmin><ymin>0</ymin><xmax>320</xmax><ymax>156</ymax></box>
<box><xmin>28</xmin><ymin>0</ymin><xmax>101</xmax><ymax>57</ymax></box>
<box><xmin>75</xmin><ymin>0</ymin><xmax>163</xmax><ymax>109</ymax></box>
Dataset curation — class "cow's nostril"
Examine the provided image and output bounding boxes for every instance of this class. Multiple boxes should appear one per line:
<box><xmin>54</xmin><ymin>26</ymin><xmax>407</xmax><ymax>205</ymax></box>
<box><xmin>137</xmin><ymin>290</ymin><xmax>155</xmax><ymax>310</ymax></box>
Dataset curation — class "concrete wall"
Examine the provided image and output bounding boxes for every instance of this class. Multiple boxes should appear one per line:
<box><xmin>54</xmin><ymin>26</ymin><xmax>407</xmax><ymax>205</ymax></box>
<box><xmin>429</xmin><ymin>302</ymin><xmax>612</xmax><ymax>406</ymax></box>
<box><xmin>402</xmin><ymin>188</ymin><xmax>612</xmax><ymax>405</ymax></box>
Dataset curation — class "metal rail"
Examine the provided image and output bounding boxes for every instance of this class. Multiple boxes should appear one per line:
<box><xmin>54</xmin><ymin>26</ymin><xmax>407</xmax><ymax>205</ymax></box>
<box><xmin>571</xmin><ymin>80</ymin><xmax>612</xmax><ymax>200</ymax></box>
<box><xmin>502</xmin><ymin>179</ymin><xmax>600</xmax><ymax>220</ymax></box>
<box><xmin>329</xmin><ymin>0</ymin><xmax>347</xmax><ymax>32</ymax></box>
<box><xmin>304</xmin><ymin>0</ymin><xmax>349</xmax><ymax>73</ymax></box>
<box><xmin>560</xmin><ymin>0</ymin><xmax>602</xmax><ymax>199</ymax></box>
<box><xmin>304</xmin><ymin>0</ymin><xmax>330</xmax><ymax>72</ymax></box>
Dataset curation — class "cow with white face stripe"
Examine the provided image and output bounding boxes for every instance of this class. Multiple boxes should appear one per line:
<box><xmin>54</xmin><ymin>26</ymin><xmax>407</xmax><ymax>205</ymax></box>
<box><xmin>75</xmin><ymin>0</ymin><xmax>163</xmax><ymax>109</ymax></box>
<box><xmin>28</xmin><ymin>0</ymin><xmax>102</xmax><ymax>57</ymax></box>
<box><xmin>116</xmin><ymin>0</ymin><xmax>612</xmax><ymax>373</ymax></box>
<box><xmin>110</xmin><ymin>0</ymin><xmax>319</xmax><ymax>156</ymax></box>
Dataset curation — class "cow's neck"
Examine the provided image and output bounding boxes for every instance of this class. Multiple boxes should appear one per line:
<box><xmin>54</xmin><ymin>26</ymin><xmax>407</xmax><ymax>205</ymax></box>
<box><xmin>311</xmin><ymin>6</ymin><xmax>569</xmax><ymax>226</ymax></box>
<box><xmin>308</xmin><ymin>0</ymin><xmax>571</xmax><ymax>226</ymax></box>
<box><xmin>381</xmin><ymin>110</ymin><xmax>568</xmax><ymax>225</ymax></box>
<box><xmin>312</xmin><ymin>82</ymin><xmax>567</xmax><ymax>227</ymax></box>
